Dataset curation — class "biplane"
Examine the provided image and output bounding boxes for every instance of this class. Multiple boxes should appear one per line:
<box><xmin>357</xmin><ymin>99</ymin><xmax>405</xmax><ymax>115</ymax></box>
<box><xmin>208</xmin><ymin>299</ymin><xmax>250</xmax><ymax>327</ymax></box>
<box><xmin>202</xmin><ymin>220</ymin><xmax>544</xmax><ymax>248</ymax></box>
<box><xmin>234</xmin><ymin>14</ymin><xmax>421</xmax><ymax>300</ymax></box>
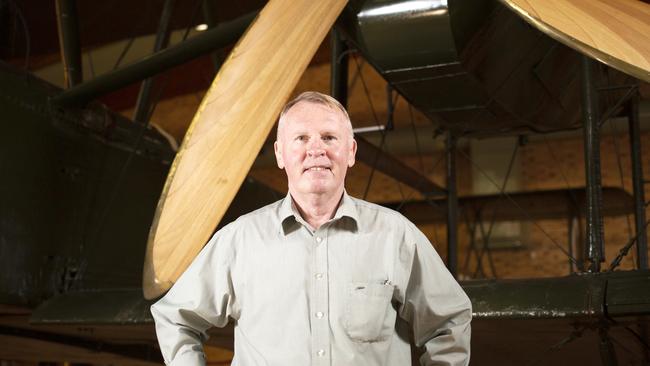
<box><xmin>1</xmin><ymin>0</ymin><xmax>650</xmax><ymax>365</ymax></box>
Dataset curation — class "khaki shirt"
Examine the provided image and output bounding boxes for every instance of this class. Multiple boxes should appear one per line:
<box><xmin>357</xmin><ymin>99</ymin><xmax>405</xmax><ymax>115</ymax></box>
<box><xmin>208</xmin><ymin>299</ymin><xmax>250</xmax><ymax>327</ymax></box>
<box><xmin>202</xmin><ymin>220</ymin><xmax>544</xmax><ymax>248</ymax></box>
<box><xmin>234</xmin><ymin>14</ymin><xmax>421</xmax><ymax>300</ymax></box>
<box><xmin>151</xmin><ymin>192</ymin><xmax>471</xmax><ymax>365</ymax></box>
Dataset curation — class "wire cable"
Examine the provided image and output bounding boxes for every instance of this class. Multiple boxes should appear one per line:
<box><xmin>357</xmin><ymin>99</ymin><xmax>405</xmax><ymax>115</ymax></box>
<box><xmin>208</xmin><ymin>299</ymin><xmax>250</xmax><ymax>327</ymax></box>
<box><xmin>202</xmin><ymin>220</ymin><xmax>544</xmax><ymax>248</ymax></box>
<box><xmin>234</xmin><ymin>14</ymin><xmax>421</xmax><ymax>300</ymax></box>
<box><xmin>458</xmin><ymin>148</ymin><xmax>580</xmax><ymax>266</ymax></box>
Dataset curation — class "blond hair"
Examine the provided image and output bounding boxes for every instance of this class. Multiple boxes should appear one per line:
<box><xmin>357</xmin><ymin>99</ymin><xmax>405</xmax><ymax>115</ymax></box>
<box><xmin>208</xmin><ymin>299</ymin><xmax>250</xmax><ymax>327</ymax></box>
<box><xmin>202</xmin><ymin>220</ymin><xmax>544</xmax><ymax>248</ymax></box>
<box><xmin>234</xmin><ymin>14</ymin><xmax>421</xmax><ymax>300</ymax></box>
<box><xmin>277</xmin><ymin>91</ymin><xmax>353</xmax><ymax>140</ymax></box>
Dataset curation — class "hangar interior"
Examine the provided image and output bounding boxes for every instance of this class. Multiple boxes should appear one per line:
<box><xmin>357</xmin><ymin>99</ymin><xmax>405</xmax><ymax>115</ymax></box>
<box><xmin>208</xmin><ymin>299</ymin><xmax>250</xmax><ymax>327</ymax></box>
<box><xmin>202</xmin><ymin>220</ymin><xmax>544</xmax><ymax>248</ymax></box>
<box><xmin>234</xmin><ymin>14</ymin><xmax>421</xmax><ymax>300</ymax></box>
<box><xmin>1</xmin><ymin>0</ymin><xmax>650</xmax><ymax>365</ymax></box>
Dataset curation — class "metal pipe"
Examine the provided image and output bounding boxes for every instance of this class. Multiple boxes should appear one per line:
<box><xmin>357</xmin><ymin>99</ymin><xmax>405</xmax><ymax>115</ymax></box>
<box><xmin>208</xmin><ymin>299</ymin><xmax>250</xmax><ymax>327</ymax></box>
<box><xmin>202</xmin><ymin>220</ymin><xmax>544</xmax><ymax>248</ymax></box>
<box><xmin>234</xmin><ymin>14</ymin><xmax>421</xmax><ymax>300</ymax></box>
<box><xmin>628</xmin><ymin>92</ymin><xmax>648</xmax><ymax>270</ymax></box>
<box><xmin>55</xmin><ymin>0</ymin><xmax>82</xmax><ymax>88</ymax></box>
<box><xmin>133</xmin><ymin>0</ymin><xmax>175</xmax><ymax>124</ymax></box>
<box><xmin>202</xmin><ymin>0</ymin><xmax>223</xmax><ymax>72</ymax></box>
<box><xmin>581</xmin><ymin>55</ymin><xmax>604</xmax><ymax>272</ymax></box>
<box><xmin>52</xmin><ymin>11</ymin><xmax>258</xmax><ymax>107</ymax></box>
<box><xmin>446</xmin><ymin>132</ymin><xmax>458</xmax><ymax>277</ymax></box>
<box><xmin>330</xmin><ymin>27</ymin><xmax>348</xmax><ymax>105</ymax></box>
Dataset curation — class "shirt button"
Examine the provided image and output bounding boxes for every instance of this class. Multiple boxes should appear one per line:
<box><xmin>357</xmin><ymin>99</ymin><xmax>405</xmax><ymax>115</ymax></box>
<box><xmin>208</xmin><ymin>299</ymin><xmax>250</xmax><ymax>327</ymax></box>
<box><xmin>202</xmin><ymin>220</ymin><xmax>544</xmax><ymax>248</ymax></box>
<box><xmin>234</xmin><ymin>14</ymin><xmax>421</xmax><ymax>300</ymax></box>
<box><xmin>315</xmin><ymin>311</ymin><xmax>324</xmax><ymax>319</ymax></box>
<box><xmin>315</xmin><ymin>273</ymin><xmax>323</xmax><ymax>279</ymax></box>
<box><xmin>317</xmin><ymin>349</ymin><xmax>325</xmax><ymax>357</ymax></box>
<box><xmin>315</xmin><ymin>236</ymin><xmax>322</xmax><ymax>243</ymax></box>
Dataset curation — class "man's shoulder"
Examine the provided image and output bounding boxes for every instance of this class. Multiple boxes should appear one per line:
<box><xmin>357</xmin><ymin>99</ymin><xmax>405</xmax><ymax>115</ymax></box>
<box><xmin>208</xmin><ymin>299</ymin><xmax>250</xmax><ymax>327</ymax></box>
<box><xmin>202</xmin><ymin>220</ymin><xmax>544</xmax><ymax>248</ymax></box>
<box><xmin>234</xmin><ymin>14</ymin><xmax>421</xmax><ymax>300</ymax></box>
<box><xmin>347</xmin><ymin>195</ymin><xmax>415</xmax><ymax>229</ymax></box>
<box><xmin>229</xmin><ymin>198</ymin><xmax>285</xmax><ymax>229</ymax></box>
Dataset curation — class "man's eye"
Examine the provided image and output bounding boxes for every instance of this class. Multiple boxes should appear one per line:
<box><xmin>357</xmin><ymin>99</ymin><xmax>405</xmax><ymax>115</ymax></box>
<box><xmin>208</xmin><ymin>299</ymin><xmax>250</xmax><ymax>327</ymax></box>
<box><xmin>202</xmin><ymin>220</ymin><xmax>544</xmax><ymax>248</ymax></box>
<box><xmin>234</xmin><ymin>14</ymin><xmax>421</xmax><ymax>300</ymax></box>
<box><xmin>323</xmin><ymin>135</ymin><xmax>336</xmax><ymax>141</ymax></box>
<box><xmin>296</xmin><ymin>136</ymin><xmax>307</xmax><ymax>141</ymax></box>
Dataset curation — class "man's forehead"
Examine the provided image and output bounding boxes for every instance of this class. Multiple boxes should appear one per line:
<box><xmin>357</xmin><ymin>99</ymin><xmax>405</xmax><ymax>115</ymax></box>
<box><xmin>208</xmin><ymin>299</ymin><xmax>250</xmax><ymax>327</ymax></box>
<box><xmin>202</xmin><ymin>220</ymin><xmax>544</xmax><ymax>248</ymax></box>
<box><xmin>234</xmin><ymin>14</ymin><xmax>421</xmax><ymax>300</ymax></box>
<box><xmin>284</xmin><ymin>101</ymin><xmax>344</xmax><ymax>121</ymax></box>
<box><xmin>277</xmin><ymin>100</ymin><xmax>352</xmax><ymax>140</ymax></box>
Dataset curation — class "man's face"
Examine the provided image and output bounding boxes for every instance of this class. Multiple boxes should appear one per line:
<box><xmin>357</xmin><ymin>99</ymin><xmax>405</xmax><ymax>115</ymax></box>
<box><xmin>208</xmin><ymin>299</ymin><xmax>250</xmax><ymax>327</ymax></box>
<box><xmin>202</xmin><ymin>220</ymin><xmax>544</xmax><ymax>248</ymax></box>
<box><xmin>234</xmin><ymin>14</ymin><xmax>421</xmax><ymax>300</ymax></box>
<box><xmin>274</xmin><ymin>101</ymin><xmax>357</xmax><ymax>197</ymax></box>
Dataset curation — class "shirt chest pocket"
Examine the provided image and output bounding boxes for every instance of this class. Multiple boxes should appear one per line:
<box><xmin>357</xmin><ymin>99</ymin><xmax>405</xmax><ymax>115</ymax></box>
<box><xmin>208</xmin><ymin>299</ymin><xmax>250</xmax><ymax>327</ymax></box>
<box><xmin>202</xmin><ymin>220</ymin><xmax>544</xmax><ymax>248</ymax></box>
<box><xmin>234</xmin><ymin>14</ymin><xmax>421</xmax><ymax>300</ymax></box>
<box><xmin>343</xmin><ymin>282</ymin><xmax>397</xmax><ymax>342</ymax></box>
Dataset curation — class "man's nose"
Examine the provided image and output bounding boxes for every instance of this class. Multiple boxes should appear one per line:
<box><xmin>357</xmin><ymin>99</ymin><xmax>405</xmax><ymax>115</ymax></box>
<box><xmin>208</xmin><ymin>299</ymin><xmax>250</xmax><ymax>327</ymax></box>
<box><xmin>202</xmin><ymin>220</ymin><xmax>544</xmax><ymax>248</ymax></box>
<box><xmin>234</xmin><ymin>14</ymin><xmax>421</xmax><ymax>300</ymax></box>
<box><xmin>307</xmin><ymin>138</ymin><xmax>325</xmax><ymax>156</ymax></box>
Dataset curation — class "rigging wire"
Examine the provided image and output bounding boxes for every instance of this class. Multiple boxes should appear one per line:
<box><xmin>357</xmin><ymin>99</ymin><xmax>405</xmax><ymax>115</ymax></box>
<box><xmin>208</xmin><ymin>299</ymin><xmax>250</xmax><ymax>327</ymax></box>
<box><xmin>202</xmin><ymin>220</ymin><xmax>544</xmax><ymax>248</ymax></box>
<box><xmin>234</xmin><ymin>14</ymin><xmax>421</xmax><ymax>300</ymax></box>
<box><xmin>540</xmin><ymin>134</ymin><xmax>585</xmax><ymax>272</ymax></box>
<box><xmin>598</xmin><ymin>68</ymin><xmax>639</xmax><ymax>268</ymax></box>
<box><xmin>88</xmin><ymin>0</ymin><xmax>204</xmax><ymax>252</ymax></box>
<box><xmin>608</xmin><ymin>219</ymin><xmax>650</xmax><ymax>271</ymax></box>
<box><xmin>472</xmin><ymin>140</ymin><xmax>520</xmax><ymax>278</ymax></box>
<box><xmin>461</xmin><ymin>209</ymin><xmax>480</xmax><ymax>276</ymax></box>
<box><xmin>541</xmin><ymin>135</ymin><xmax>582</xmax><ymax>215</ymax></box>
<box><xmin>407</xmin><ymin>103</ymin><xmax>426</xmax><ymax>172</ymax></box>
<box><xmin>111</xmin><ymin>0</ymin><xmax>154</xmax><ymax>71</ymax></box>
<box><xmin>458</xmin><ymin>148</ymin><xmax>580</xmax><ymax>267</ymax></box>
<box><xmin>597</xmin><ymin>85</ymin><xmax>637</xmax><ymax>128</ymax></box>
<box><xmin>386</xmin><ymin>91</ymin><xmax>409</xmax><ymax>204</ymax></box>
<box><xmin>350</xmin><ymin>54</ymin><xmax>387</xmax><ymax>200</ymax></box>
<box><xmin>607</xmin><ymin>119</ymin><xmax>635</xmax><ymax>266</ymax></box>
<box><xmin>112</xmin><ymin>36</ymin><xmax>137</xmax><ymax>70</ymax></box>
<box><xmin>351</xmin><ymin>54</ymin><xmax>381</xmax><ymax>128</ymax></box>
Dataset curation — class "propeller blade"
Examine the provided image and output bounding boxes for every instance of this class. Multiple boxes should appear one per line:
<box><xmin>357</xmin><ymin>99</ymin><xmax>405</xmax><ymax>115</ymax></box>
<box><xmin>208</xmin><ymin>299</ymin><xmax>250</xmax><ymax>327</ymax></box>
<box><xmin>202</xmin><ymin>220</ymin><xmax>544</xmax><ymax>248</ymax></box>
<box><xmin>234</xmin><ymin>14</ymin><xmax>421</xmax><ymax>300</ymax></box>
<box><xmin>143</xmin><ymin>0</ymin><xmax>348</xmax><ymax>299</ymax></box>
<box><xmin>500</xmin><ymin>0</ymin><xmax>650</xmax><ymax>83</ymax></box>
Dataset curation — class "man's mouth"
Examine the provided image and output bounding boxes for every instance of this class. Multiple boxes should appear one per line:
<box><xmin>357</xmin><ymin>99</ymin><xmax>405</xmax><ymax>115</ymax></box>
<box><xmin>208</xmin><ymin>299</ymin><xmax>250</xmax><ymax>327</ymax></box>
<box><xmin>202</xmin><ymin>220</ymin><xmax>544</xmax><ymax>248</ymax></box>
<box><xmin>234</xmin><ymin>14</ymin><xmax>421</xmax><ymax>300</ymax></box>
<box><xmin>304</xmin><ymin>166</ymin><xmax>331</xmax><ymax>172</ymax></box>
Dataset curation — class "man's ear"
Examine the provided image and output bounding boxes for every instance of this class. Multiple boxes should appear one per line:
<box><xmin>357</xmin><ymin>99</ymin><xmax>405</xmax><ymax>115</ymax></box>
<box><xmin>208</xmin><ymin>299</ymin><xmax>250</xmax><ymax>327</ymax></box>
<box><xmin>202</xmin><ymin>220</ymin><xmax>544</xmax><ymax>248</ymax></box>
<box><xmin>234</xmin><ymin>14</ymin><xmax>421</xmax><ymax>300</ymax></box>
<box><xmin>348</xmin><ymin>138</ymin><xmax>357</xmax><ymax>167</ymax></box>
<box><xmin>274</xmin><ymin>141</ymin><xmax>284</xmax><ymax>169</ymax></box>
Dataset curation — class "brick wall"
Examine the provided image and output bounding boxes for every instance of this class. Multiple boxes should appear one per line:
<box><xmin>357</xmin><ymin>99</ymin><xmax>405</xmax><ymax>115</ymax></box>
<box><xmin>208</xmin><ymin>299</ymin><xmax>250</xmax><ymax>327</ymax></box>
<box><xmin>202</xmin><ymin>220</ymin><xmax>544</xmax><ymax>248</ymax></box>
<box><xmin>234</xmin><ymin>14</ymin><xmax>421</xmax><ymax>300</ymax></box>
<box><xmin>438</xmin><ymin>128</ymin><xmax>650</xmax><ymax>279</ymax></box>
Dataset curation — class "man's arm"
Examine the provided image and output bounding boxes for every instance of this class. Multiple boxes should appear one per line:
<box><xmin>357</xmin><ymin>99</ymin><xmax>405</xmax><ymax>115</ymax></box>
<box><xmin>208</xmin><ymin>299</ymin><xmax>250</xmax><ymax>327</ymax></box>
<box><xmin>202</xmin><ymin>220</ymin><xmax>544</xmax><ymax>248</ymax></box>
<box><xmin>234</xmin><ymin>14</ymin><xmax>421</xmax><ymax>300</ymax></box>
<box><xmin>399</xmin><ymin>225</ymin><xmax>472</xmax><ymax>366</ymax></box>
<box><xmin>150</xmin><ymin>227</ymin><xmax>239</xmax><ymax>366</ymax></box>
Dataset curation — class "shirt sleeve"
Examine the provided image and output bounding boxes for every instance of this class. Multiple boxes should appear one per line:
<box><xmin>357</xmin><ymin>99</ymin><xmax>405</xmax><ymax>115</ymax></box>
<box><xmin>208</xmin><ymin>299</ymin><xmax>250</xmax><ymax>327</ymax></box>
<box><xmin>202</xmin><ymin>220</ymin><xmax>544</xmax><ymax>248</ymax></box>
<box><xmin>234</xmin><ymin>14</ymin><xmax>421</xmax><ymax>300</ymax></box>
<box><xmin>150</xmin><ymin>225</ymin><xmax>240</xmax><ymax>366</ymax></box>
<box><xmin>399</xmin><ymin>224</ymin><xmax>472</xmax><ymax>366</ymax></box>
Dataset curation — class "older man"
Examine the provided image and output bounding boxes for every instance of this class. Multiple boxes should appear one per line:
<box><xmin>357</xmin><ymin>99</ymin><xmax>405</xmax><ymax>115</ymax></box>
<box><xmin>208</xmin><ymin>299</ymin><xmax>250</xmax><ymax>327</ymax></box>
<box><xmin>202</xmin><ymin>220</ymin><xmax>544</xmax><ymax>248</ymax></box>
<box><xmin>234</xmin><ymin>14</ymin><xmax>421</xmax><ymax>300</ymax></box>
<box><xmin>151</xmin><ymin>91</ymin><xmax>472</xmax><ymax>366</ymax></box>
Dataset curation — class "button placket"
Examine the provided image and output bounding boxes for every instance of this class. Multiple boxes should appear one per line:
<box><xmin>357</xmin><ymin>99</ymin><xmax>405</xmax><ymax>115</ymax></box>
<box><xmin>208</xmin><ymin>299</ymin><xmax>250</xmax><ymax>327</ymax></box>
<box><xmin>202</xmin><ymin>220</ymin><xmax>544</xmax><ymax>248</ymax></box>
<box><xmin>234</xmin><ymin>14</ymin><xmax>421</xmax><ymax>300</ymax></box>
<box><xmin>312</xmin><ymin>229</ymin><xmax>330</xmax><ymax>365</ymax></box>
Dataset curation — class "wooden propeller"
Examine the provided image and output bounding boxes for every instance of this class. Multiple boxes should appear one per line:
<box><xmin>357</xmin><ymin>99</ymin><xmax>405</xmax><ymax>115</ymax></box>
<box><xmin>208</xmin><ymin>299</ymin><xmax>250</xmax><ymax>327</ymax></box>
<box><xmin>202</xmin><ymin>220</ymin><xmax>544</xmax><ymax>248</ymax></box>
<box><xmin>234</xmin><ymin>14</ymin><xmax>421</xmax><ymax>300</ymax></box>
<box><xmin>500</xmin><ymin>0</ymin><xmax>650</xmax><ymax>83</ymax></box>
<box><xmin>143</xmin><ymin>0</ymin><xmax>348</xmax><ymax>299</ymax></box>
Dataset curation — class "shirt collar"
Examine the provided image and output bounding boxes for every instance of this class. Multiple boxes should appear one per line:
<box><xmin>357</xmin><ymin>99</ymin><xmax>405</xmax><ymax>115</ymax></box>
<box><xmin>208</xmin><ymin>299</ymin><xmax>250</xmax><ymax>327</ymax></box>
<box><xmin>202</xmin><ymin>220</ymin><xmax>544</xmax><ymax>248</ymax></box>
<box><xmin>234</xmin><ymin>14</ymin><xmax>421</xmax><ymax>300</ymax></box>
<box><xmin>279</xmin><ymin>191</ymin><xmax>359</xmax><ymax>235</ymax></box>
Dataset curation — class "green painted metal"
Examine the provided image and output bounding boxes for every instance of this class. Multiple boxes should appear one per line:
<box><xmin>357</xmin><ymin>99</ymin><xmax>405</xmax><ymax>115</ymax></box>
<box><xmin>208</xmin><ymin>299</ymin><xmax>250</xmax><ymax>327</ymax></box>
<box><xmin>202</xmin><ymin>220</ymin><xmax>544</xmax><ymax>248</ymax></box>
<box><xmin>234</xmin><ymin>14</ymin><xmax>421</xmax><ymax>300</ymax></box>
<box><xmin>465</xmin><ymin>270</ymin><xmax>650</xmax><ymax>320</ymax></box>
<box><xmin>606</xmin><ymin>271</ymin><xmax>650</xmax><ymax>316</ymax></box>
<box><xmin>0</xmin><ymin>62</ymin><xmax>174</xmax><ymax>306</ymax></box>
<box><xmin>55</xmin><ymin>0</ymin><xmax>82</xmax><ymax>88</ymax></box>
<box><xmin>340</xmin><ymin>0</ymin><xmax>495</xmax><ymax>134</ymax></box>
<box><xmin>0</xmin><ymin>62</ymin><xmax>279</xmax><ymax>311</ymax></box>
<box><xmin>344</xmin><ymin>0</ymin><xmax>459</xmax><ymax>71</ymax></box>
<box><xmin>30</xmin><ymin>289</ymin><xmax>154</xmax><ymax>324</ymax></box>
<box><xmin>52</xmin><ymin>11</ymin><xmax>258</xmax><ymax>107</ymax></box>
<box><xmin>341</xmin><ymin>0</ymin><xmax>633</xmax><ymax>136</ymax></box>
<box><xmin>466</xmin><ymin>274</ymin><xmax>606</xmax><ymax>319</ymax></box>
<box><xmin>581</xmin><ymin>55</ymin><xmax>605</xmax><ymax>272</ymax></box>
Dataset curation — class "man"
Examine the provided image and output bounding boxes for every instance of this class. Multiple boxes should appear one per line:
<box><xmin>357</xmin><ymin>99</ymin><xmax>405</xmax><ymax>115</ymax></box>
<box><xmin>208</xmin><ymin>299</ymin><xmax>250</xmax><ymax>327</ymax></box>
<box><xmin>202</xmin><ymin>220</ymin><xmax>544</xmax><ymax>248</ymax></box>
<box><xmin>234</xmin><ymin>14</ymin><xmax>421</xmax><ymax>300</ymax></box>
<box><xmin>151</xmin><ymin>91</ymin><xmax>472</xmax><ymax>365</ymax></box>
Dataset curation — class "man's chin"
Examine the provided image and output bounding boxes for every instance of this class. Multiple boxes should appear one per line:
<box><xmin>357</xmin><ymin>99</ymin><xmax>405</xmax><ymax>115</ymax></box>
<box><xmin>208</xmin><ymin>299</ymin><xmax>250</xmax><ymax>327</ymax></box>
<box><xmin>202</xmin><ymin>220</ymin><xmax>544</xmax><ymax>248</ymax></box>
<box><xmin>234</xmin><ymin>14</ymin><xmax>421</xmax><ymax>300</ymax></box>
<box><xmin>296</xmin><ymin>181</ymin><xmax>336</xmax><ymax>195</ymax></box>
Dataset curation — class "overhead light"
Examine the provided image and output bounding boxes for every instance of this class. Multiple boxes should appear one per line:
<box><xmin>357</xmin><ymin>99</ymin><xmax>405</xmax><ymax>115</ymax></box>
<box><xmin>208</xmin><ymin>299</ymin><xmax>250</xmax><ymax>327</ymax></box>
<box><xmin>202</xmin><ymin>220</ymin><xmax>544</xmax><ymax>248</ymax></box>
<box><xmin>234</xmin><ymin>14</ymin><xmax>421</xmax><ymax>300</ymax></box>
<box><xmin>353</xmin><ymin>125</ymin><xmax>385</xmax><ymax>134</ymax></box>
<box><xmin>195</xmin><ymin>23</ymin><xmax>209</xmax><ymax>32</ymax></box>
<box><xmin>359</xmin><ymin>0</ymin><xmax>448</xmax><ymax>18</ymax></box>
